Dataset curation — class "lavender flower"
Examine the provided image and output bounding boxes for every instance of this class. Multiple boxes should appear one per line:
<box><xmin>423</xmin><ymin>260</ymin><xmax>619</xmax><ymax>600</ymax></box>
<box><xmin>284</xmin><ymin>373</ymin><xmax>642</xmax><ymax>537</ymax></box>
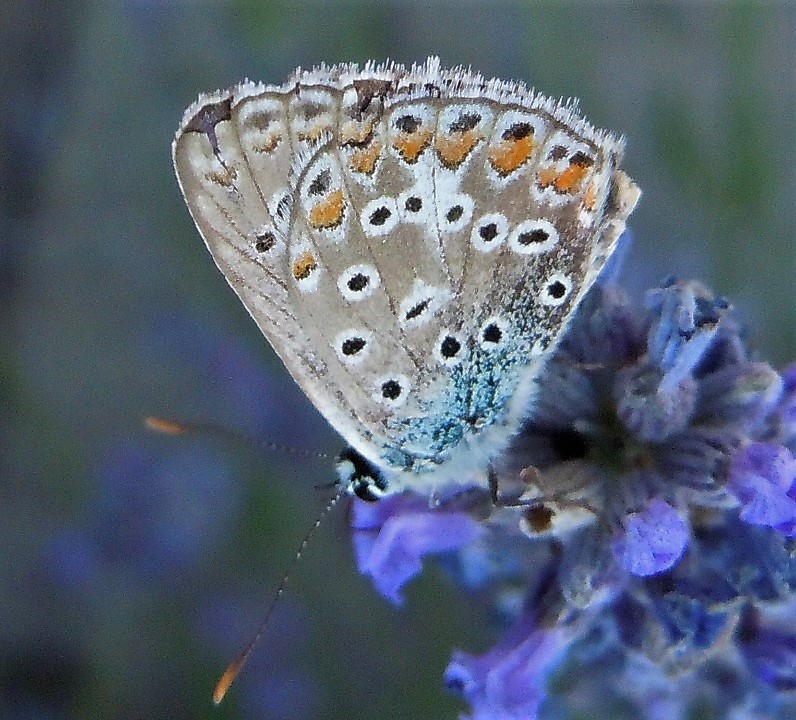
<box><xmin>351</xmin><ymin>493</ymin><xmax>483</xmax><ymax>604</ymax></box>
<box><xmin>351</xmin><ymin>278</ymin><xmax>796</xmax><ymax>719</ymax></box>
<box><xmin>444</xmin><ymin>606</ymin><xmax>574</xmax><ymax>720</ymax></box>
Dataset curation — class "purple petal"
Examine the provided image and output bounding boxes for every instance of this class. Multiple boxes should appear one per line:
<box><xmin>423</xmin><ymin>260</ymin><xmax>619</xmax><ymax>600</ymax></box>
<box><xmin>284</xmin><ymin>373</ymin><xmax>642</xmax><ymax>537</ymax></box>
<box><xmin>728</xmin><ymin>443</ymin><xmax>796</xmax><ymax>534</ymax></box>
<box><xmin>351</xmin><ymin>496</ymin><xmax>481</xmax><ymax>605</ymax></box>
<box><xmin>612</xmin><ymin>499</ymin><xmax>689</xmax><ymax>576</ymax></box>
<box><xmin>444</xmin><ymin>610</ymin><xmax>572</xmax><ymax>720</ymax></box>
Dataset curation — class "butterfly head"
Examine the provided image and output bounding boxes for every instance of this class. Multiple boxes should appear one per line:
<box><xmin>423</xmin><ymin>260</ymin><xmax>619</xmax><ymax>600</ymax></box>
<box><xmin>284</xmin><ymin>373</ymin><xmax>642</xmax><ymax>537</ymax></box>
<box><xmin>336</xmin><ymin>446</ymin><xmax>389</xmax><ymax>502</ymax></box>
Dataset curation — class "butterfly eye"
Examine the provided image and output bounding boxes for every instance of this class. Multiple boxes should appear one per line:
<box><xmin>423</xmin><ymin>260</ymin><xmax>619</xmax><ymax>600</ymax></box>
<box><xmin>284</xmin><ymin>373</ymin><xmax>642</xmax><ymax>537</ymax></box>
<box><xmin>336</xmin><ymin>447</ymin><xmax>388</xmax><ymax>502</ymax></box>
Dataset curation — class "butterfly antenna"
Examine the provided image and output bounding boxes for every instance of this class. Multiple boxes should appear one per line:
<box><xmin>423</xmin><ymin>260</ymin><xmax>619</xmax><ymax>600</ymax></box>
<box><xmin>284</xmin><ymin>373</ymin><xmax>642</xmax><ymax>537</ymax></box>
<box><xmin>144</xmin><ymin>416</ymin><xmax>332</xmax><ymax>460</ymax></box>
<box><xmin>212</xmin><ymin>485</ymin><xmax>347</xmax><ymax>705</ymax></box>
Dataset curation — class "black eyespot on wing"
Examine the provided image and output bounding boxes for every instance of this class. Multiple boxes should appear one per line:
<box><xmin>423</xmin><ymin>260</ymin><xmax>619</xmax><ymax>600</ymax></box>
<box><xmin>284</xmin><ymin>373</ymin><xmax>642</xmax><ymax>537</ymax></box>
<box><xmin>569</xmin><ymin>150</ymin><xmax>594</xmax><ymax>167</ymax></box>
<box><xmin>341</xmin><ymin>337</ymin><xmax>367</xmax><ymax>356</ymax></box>
<box><xmin>518</xmin><ymin>228</ymin><xmax>549</xmax><ymax>245</ymax></box>
<box><xmin>482</xmin><ymin>322</ymin><xmax>502</xmax><ymax>344</ymax></box>
<box><xmin>446</xmin><ymin>205</ymin><xmax>464</xmax><ymax>223</ymax></box>
<box><xmin>449</xmin><ymin>112</ymin><xmax>481</xmax><ymax>132</ymax></box>
<box><xmin>369</xmin><ymin>206</ymin><xmax>391</xmax><ymax>226</ymax></box>
<box><xmin>479</xmin><ymin>223</ymin><xmax>498</xmax><ymax>241</ymax></box>
<box><xmin>307</xmin><ymin>168</ymin><xmax>332</xmax><ymax>196</ymax></box>
<box><xmin>254</xmin><ymin>230</ymin><xmax>276</xmax><ymax>253</ymax></box>
<box><xmin>502</xmin><ymin>122</ymin><xmax>533</xmax><ymax>141</ymax></box>
<box><xmin>549</xmin><ymin>145</ymin><xmax>567</xmax><ymax>161</ymax></box>
<box><xmin>395</xmin><ymin>114</ymin><xmax>421</xmax><ymax>133</ymax></box>
<box><xmin>440</xmin><ymin>335</ymin><xmax>461</xmax><ymax>359</ymax></box>
<box><xmin>381</xmin><ymin>379</ymin><xmax>402</xmax><ymax>400</ymax></box>
<box><xmin>405</xmin><ymin>196</ymin><xmax>422</xmax><ymax>213</ymax></box>
<box><xmin>404</xmin><ymin>298</ymin><xmax>430</xmax><ymax>321</ymax></box>
<box><xmin>547</xmin><ymin>280</ymin><xmax>567</xmax><ymax>299</ymax></box>
<box><xmin>347</xmin><ymin>273</ymin><xmax>369</xmax><ymax>292</ymax></box>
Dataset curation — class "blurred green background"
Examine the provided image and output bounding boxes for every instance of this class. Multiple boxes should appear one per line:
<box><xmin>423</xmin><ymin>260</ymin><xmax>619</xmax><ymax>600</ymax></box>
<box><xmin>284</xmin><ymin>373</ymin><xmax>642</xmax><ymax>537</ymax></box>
<box><xmin>3</xmin><ymin>2</ymin><xmax>794</xmax><ymax>719</ymax></box>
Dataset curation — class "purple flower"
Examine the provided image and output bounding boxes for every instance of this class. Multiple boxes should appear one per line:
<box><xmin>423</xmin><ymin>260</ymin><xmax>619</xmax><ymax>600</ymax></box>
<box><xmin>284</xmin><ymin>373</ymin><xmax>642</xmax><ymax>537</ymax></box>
<box><xmin>612</xmin><ymin>498</ymin><xmax>689</xmax><ymax>576</ymax></box>
<box><xmin>44</xmin><ymin>441</ymin><xmax>242</xmax><ymax>585</ymax></box>
<box><xmin>444</xmin><ymin>609</ymin><xmax>573</xmax><ymax>720</ymax></box>
<box><xmin>351</xmin><ymin>494</ymin><xmax>482</xmax><ymax>604</ymax></box>
<box><xmin>728</xmin><ymin>443</ymin><xmax>796</xmax><ymax>535</ymax></box>
<box><xmin>347</xmin><ymin>278</ymin><xmax>796</xmax><ymax>719</ymax></box>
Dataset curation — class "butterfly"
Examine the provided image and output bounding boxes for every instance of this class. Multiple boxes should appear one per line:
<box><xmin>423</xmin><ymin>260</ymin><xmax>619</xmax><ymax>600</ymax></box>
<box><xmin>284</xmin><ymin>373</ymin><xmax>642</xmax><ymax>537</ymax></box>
<box><xmin>172</xmin><ymin>57</ymin><xmax>639</xmax><ymax>503</ymax></box>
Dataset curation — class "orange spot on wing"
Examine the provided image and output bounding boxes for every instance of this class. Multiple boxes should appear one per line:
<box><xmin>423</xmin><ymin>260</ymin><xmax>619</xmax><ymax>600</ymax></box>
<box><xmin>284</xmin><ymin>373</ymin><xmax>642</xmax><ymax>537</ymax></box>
<box><xmin>488</xmin><ymin>135</ymin><xmax>535</xmax><ymax>176</ymax></box>
<box><xmin>339</xmin><ymin>117</ymin><xmax>376</xmax><ymax>145</ymax></box>
<box><xmin>308</xmin><ymin>189</ymin><xmax>345</xmax><ymax>229</ymax></box>
<box><xmin>206</xmin><ymin>165</ymin><xmax>237</xmax><ymax>187</ymax></box>
<box><xmin>435</xmin><ymin>131</ymin><xmax>480</xmax><ymax>168</ymax></box>
<box><xmin>537</xmin><ymin>162</ymin><xmax>590</xmax><ymax>194</ymax></box>
<box><xmin>254</xmin><ymin>134</ymin><xmax>281</xmax><ymax>153</ymax></box>
<box><xmin>392</xmin><ymin>129</ymin><xmax>432</xmax><ymax>163</ymax></box>
<box><xmin>297</xmin><ymin>122</ymin><xmax>332</xmax><ymax>142</ymax></box>
<box><xmin>292</xmin><ymin>251</ymin><xmax>317</xmax><ymax>280</ymax></box>
<box><xmin>536</xmin><ymin>167</ymin><xmax>559</xmax><ymax>188</ymax></box>
<box><xmin>349</xmin><ymin>142</ymin><xmax>382</xmax><ymax>175</ymax></box>
<box><xmin>553</xmin><ymin>163</ymin><xmax>590</xmax><ymax>193</ymax></box>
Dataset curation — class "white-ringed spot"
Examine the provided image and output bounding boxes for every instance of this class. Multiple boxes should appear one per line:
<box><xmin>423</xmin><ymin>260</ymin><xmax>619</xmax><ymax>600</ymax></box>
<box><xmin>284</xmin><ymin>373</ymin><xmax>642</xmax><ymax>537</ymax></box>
<box><xmin>478</xmin><ymin>316</ymin><xmax>509</xmax><ymax>350</ymax></box>
<box><xmin>334</xmin><ymin>329</ymin><xmax>374</xmax><ymax>365</ymax></box>
<box><xmin>398</xmin><ymin>281</ymin><xmax>452</xmax><ymax>328</ymax></box>
<box><xmin>360</xmin><ymin>196</ymin><xmax>399</xmax><ymax>237</ymax></box>
<box><xmin>470</xmin><ymin>212</ymin><xmax>508</xmax><ymax>252</ymax></box>
<box><xmin>337</xmin><ymin>264</ymin><xmax>381</xmax><ymax>302</ymax></box>
<box><xmin>438</xmin><ymin>193</ymin><xmax>474</xmax><ymax>233</ymax></box>
<box><xmin>508</xmin><ymin>219</ymin><xmax>559</xmax><ymax>255</ymax></box>
<box><xmin>434</xmin><ymin>330</ymin><xmax>465</xmax><ymax>366</ymax></box>
<box><xmin>539</xmin><ymin>274</ymin><xmax>572</xmax><ymax>307</ymax></box>
<box><xmin>374</xmin><ymin>374</ymin><xmax>411</xmax><ymax>407</ymax></box>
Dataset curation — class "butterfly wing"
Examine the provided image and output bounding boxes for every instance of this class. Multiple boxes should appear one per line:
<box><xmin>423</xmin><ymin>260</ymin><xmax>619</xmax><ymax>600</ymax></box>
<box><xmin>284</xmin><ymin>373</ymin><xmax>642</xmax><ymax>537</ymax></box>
<box><xmin>173</xmin><ymin>60</ymin><xmax>639</xmax><ymax>492</ymax></box>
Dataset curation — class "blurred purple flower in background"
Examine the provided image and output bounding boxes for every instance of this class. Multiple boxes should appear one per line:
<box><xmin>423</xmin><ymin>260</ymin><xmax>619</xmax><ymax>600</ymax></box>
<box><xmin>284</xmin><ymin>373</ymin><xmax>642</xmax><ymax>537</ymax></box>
<box><xmin>351</xmin><ymin>278</ymin><xmax>796</xmax><ymax>719</ymax></box>
<box><xmin>46</xmin><ymin>441</ymin><xmax>241</xmax><ymax>585</ymax></box>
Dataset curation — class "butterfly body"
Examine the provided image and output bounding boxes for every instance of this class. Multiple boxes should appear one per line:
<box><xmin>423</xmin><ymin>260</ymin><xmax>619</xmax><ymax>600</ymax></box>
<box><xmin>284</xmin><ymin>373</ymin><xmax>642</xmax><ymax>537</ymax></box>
<box><xmin>173</xmin><ymin>58</ymin><xmax>639</xmax><ymax>497</ymax></box>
